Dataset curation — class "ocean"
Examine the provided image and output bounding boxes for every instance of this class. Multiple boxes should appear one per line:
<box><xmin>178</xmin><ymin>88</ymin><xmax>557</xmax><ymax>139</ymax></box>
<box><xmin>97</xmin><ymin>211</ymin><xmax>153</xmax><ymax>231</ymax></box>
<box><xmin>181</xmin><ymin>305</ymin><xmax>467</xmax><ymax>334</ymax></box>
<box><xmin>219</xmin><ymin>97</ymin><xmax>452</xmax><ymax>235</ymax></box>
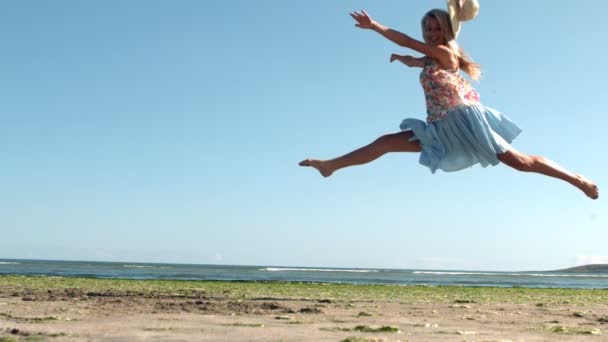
<box><xmin>1</xmin><ymin>259</ymin><xmax>607</xmax><ymax>289</ymax></box>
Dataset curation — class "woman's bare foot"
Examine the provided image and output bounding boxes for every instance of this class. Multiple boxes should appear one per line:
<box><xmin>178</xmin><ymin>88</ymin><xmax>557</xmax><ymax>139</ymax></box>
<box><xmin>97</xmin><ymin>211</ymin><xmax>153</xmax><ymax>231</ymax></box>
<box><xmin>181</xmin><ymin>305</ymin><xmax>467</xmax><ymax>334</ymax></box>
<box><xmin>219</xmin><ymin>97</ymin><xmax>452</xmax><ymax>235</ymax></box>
<box><xmin>574</xmin><ymin>174</ymin><xmax>599</xmax><ymax>199</ymax></box>
<box><xmin>299</xmin><ymin>159</ymin><xmax>334</xmax><ymax>177</ymax></box>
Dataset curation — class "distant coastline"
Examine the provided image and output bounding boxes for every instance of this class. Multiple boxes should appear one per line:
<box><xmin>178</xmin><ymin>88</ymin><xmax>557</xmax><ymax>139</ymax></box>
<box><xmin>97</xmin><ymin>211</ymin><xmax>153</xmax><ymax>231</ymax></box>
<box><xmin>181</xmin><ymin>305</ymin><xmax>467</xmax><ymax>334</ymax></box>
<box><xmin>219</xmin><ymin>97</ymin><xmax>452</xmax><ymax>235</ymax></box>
<box><xmin>554</xmin><ymin>264</ymin><xmax>608</xmax><ymax>273</ymax></box>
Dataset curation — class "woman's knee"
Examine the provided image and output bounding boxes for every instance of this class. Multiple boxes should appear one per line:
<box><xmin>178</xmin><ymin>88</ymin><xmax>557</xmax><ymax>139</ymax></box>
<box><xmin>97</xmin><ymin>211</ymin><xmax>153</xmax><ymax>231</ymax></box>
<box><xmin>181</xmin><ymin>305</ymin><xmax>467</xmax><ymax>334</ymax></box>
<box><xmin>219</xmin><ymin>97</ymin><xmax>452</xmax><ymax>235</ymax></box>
<box><xmin>375</xmin><ymin>131</ymin><xmax>420</xmax><ymax>152</ymax></box>
<box><xmin>498</xmin><ymin>150</ymin><xmax>533</xmax><ymax>171</ymax></box>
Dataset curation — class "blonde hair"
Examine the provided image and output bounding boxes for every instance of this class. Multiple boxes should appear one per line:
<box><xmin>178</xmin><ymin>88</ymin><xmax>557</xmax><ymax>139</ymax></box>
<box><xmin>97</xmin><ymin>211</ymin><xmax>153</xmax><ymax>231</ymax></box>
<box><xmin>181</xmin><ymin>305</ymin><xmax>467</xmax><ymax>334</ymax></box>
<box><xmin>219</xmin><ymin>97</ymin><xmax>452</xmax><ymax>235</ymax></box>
<box><xmin>421</xmin><ymin>9</ymin><xmax>481</xmax><ymax>80</ymax></box>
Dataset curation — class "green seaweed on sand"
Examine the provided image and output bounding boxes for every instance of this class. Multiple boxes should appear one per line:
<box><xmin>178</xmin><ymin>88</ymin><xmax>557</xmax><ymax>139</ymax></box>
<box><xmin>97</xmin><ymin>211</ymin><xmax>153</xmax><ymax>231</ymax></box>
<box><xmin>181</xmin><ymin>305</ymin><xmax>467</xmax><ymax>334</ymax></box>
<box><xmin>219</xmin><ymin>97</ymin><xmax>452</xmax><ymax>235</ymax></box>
<box><xmin>547</xmin><ymin>326</ymin><xmax>601</xmax><ymax>335</ymax></box>
<box><xmin>22</xmin><ymin>337</ymin><xmax>46</xmax><ymax>342</ymax></box>
<box><xmin>143</xmin><ymin>327</ymin><xmax>174</xmax><ymax>332</ymax></box>
<box><xmin>340</xmin><ymin>338</ymin><xmax>393</xmax><ymax>342</ymax></box>
<box><xmin>0</xmin><ymin>313</ymin><xmax>61</xmax><ymax>323</ymax></box>
<box><xmin>319</xmin><ymin>327</ymin><xmax>352</xmax><ymax>332</ymax></box>
<box><xmin>222</xmin><ymin>323</ymin><xmax>264</xmax><ymax>328</ymax></box>
<box><xmin>353</xmin><ymin>325</ymin><xmax>400</xmax><ymax>333</ymax></box>
<box><xmin>435</xmin><ymin>330</ymin><xmax>477</xmax><ymax>335</ymax></box>
<box><xmin>2</xmin><ymin>275</ymin><xmax>608</xmax><ymax>305</ymax></box>
<box><xmin>47</xmin><ymin>333</ymin><xmax>67</xmax><ymax>337</ymax></box>
<box><xmin>0</xmin><ymin>337</ymin><xmax>17</xmax><ymax>342</ymax></box>
<box><xmin>323</xmin><ymin>325</ymin><xmax>400</xmax><ymax>333</ymax></box>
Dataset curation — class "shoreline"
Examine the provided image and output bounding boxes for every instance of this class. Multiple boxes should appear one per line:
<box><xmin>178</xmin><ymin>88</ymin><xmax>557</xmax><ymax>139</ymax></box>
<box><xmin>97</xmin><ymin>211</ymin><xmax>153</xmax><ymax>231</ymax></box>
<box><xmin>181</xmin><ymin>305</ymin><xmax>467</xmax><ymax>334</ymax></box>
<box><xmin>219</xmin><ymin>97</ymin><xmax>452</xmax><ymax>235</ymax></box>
<box><xmin>3</xmin><ymin>259</ymin><xmax>608</xmax><ymax>290</ymax></box>
<box><xmin>1</xmin><ymin>276</ymin><xmax>607</xmax><ymax>341</ymax></box>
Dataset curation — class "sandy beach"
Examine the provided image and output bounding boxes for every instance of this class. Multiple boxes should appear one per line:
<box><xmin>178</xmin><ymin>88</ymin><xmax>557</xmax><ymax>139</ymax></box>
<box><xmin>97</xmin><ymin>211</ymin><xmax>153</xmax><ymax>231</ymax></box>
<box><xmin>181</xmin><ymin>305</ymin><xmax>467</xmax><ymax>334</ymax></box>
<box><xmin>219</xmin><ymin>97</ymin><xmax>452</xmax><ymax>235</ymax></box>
<box><xmin>1</xmin><ymin>276</ymin><xmax>607</xmax><ymax>341</ymax></box>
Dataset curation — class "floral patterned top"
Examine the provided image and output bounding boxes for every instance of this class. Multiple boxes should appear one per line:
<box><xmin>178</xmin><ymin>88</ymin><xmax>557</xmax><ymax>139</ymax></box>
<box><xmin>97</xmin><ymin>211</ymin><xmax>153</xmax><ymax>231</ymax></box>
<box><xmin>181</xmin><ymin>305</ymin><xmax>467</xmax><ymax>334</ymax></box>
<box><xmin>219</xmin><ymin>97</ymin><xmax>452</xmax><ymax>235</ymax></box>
<box><xmin>420</xmin><ymin>60</ymin><xmax>480</xmax><ymax>123</ymax></box>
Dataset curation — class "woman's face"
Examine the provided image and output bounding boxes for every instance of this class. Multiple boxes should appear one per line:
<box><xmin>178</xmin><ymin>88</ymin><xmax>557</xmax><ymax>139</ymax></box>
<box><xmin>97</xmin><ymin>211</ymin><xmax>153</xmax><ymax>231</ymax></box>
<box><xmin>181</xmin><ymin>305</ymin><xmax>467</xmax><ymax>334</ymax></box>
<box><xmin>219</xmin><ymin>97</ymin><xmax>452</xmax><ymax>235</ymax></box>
<box><xmin>423</xmin><ymin>17</ymin><xmax>445</xmax><ymax>46</ymax></box>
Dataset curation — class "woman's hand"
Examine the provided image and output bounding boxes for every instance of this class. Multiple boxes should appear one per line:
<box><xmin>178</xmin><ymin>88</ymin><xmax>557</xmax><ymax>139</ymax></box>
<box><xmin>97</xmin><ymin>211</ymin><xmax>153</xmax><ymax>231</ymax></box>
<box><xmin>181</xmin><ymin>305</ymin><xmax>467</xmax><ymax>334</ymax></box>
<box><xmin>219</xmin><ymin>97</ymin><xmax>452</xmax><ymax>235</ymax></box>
<box><xmin>389</xmin><ymin>54</ymin><xmax>402</xmax><ymax>63</ymax></box>
<box><xmin>349</xmin><ymin>10</ymin><xmax>375</xmax><ymax>29</ymax></box>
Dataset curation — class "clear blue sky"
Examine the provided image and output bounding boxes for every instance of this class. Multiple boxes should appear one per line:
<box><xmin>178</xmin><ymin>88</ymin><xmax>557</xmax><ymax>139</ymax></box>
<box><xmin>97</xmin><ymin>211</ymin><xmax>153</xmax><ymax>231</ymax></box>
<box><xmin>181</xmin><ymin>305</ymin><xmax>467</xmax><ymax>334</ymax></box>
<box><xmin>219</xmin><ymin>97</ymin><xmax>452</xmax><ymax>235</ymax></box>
<box><xmin>1</xmin><ymin>0</ymin><xmax>606</xmax><ymax>271</ymax></box>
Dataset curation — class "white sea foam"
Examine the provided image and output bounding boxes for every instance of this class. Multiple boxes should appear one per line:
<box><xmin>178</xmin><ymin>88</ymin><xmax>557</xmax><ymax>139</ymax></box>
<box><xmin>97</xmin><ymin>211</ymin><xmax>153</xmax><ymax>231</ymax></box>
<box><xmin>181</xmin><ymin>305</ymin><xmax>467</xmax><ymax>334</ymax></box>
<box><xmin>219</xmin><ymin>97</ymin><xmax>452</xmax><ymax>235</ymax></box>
<box><xmin>414</xmin><ymin>271</ymin><xmax>496</xmax><ymax>276</ymax></box>
<box><xmin>412</xmin><ymin>271</ymin><xmax>608</xmax><ymax>278</ymax></box>
<box><xmin>261</xmin><ymin>267</ymin><xmax>378</xmax><ymax>273</ymax></box>
<box><xmin>123</xmin><ymin>265</ymin><xmax>157</xmax><ymax>268</ymax></box>
<box><xmin>0</xmin><ymin>262</ymin><xmax>19</xmax><ymax>265</ymax></box>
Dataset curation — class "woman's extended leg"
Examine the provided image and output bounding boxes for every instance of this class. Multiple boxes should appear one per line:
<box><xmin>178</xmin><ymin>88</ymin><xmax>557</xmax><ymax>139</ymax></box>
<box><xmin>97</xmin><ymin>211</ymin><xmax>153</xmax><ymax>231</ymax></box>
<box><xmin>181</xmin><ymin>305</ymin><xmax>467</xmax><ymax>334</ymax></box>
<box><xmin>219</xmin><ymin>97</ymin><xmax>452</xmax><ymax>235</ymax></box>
<box><xmin>498</xmin><ymin>148</ymin><xmax>599</xmax><ymax>199</ymax></box>
<box><xmin>299</xmin><ymin>131</ymin><xmax>421</xmax><ymax>177</ymax></box>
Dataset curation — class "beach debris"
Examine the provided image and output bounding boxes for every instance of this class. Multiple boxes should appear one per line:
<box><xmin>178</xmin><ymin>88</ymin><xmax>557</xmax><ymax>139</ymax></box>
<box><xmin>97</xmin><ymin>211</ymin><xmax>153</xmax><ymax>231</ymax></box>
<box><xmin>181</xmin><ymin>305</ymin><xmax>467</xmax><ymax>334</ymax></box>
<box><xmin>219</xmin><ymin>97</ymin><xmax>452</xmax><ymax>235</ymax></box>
<box><xmin>274</xmin><ymin>315</ymin><xmax>292</xmax><ymax>320</ymax></box>
<box><xmin>357</xmin><ymin>311</ymin><xmax>374</xmax><ymax>317</ymax></box>
<box><xmin>424</xmin><ymin>323</ymin><xmax>439</xmax><ymax>328</ymax></box>
<box><xmin>318</xmin><ymin>298</ymin><xmax>333</xmax><ymax>303</ymax></box>
<box><xmin>453</xmin><ymin>299</ymin><xmax>476</xmax><ymax>304</ymax></box>
<box><xmin>260</xmin><ymin>302</ymin><xmax>288</xmax><ymax>311</ymax></box>
<box><xmin>572</xmin><ymin>311</ymin><xmax>585</xmax><ymax>318</ymax></box>
<box><xmin>300</xmin><ymin>307</ymin><xmax>323</xmax><ymax>314</ymax></box>
<box><xmin>598</xmin><ymin>317</ymin><xmax>608</xmax><ymax>323</ymax></box>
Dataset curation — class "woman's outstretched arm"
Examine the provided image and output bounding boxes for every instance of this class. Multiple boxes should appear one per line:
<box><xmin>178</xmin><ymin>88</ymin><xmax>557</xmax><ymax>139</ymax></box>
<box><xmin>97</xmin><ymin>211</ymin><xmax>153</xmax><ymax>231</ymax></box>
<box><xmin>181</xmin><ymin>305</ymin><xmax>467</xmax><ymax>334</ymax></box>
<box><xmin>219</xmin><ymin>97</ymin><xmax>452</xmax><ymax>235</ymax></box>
<box><xmin>350</xmin><ymin>10</ymin><xmax>454</xmax><ymax>68</ymax></box>
<box><xmin>390</xmin><ymin>54</ymin><xmax>428</xmax><ymax>68</ymax></box>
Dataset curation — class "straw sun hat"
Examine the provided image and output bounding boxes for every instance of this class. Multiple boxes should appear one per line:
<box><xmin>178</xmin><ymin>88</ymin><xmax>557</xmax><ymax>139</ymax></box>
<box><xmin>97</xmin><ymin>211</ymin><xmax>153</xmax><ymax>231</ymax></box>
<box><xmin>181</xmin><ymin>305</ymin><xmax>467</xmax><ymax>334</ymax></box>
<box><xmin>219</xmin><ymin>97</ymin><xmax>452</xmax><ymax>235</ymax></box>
<box><xmin>447</xmin><ymin>0</ymin><xmax>479</xmax><ymax>38</ymax></box>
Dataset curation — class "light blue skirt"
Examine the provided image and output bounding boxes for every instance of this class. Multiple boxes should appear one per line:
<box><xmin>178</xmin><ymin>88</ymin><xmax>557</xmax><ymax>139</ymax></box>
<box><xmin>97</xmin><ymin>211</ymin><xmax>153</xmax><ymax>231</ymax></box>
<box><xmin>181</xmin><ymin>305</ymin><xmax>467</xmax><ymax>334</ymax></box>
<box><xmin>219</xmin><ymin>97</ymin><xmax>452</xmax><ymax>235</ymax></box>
<box><xmin>400</xmin><ymin>104</ymin><xmax>522</xmax><ymax>173</ymax></box>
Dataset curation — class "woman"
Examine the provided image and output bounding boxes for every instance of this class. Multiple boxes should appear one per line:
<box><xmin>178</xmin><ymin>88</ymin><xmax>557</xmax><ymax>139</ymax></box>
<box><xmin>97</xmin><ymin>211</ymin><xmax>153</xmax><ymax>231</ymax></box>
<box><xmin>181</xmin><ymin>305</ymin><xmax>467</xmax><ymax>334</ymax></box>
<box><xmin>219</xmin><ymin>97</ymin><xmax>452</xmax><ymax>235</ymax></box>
<box><xmin>299</xmin><ymin>9</ymin><xmax>598</xmax><ymax>199</ymax></box>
